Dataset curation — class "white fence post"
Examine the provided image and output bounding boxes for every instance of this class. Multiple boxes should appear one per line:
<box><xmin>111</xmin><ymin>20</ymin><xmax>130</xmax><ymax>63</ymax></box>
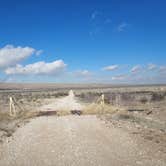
<box><xmin>101</xmin><ymin>94</ymin><xmax>105</xmax><ymax>105</ymax></box>
<box><xmin>9</xmin><ymin>97</ymin><xmax>16</xmax><ymax>117</ymax></box>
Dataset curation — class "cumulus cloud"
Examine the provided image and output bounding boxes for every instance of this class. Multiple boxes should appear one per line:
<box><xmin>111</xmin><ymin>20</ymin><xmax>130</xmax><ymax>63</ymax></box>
<box><xmin>111</xmin><ymin>74</ymin><xmax>127</xmax><ymax>81</ymax></box>
<box><xmin>74</xmin><ymin>70</ymin><xmax>91</xmax><ymax>77</ymax></box>
<box><xmin>102</xmin><ymin>65</ymin><xmax>119</xmax><ymax>71</ymax></box>
<box><xmin>131</xmin><ymin>65</ymin><xmax>142</xmax><ymax>73</ymax></box>
<box><xmin>5</xmin><ymin>60</ymin><xmax>66</xmax><ymax>75</ymax></box>
<box><xmin>147</xmin><ymin>63</ymin><xmax>157</xmax><ymax>70</ymax></box>
<box><xmin>0</xmin><ymin>45</ymin><xmax>37</xmax><ymax>68</ymax></box>
<box><xmin>35</xmin><ymin>50</ymin><xmax>43</xmax><ymax>56</ymax></box>
<box><xmin>159</xmin><ymin>66</ymin><xmax>166</xmax><ymax>73</ymax></box>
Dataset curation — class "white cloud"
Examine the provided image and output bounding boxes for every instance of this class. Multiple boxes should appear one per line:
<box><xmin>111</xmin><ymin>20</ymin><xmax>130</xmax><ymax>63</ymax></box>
<box><xmin>5</xmin><ymin>60</ymin><xmax>66</xmax><ymax>75</ymax></box>
<box><xmin>102</xmin><ymin>65</ymin><xmax>119</xmax><ymax>71</ymax></box>
<box><xmin>147</xmin><ymin>63</ymin><xmax>157</xmax><ymax>70</ymax></box>
<box><xmin>112</xmin><ymin>74</ymin><xmax>127</xmax><ymax>81</ymax></box>
<box><xmin>117</xmin><ymin>22</ymin><xmax>128</xmax><ymax>32</ymax></box>
<box><xmin>75</xmin><ymin>70</ymin><xmax>91</xmax><ymax>77</ymax></box>
<box><xmin>131</xmin><ymin>65</ymin><xmax>142</xmax><ymax>73</ymax></box>
<box><xmin>35</xmin><ymin>50</ymin><xmax>43</xmax><ymax>56</ymax></box>
<box><xmin>0</xmin><ymin>45</ymin><xmax>36</xmax><ymax>68</ymax></box>
<box><xmin>159</xmin><ymin>66</ymin><xmax>166</xmax><ymax>73</ymax></box>
<box><xmin>90</xmin><ymin>11</ymin><xmax>112</xmax><ymax>37</ymax></box>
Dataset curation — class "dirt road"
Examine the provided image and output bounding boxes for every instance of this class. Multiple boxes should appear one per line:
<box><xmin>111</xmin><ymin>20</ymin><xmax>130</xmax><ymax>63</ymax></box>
<box><xmin>39</xmin><ymin>90</ymin><xmax>84</xmax><ymax>112</ymax></box>
<box><xmin>0</xmin><ymin>115</ymin><xmax>165</xmax><ymax>166</ymax></box>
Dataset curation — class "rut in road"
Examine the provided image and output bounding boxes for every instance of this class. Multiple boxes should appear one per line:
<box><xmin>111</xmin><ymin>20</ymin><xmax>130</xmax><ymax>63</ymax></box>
<box><xmin>0</xmin><ymin>115</ymin><xmax>164</xmax><ymax>166</ymax></box>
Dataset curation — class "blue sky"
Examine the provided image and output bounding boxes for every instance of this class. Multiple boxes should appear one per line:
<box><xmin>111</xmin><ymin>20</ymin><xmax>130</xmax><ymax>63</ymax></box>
<box><xmin>0</xmin><ymin>0</ymin><xmax>166</xmax><ymax>83</ymax></box>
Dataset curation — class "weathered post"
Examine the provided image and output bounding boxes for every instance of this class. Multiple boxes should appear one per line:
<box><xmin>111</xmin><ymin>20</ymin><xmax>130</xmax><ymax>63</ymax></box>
<box><xmin>100</xmin><ymin>94</ymin><xmax>105</xmax><ymax>113</ymax></box>
<box><xmin>9</xmin><ymin>97</ymin><xmax>16</xmax><ymax>117</ymax></box>
<box><xmin>115</xmin><ymin>94</ymin><xmax>120</xmax><ymax>107</ymax></box>
<box><xmin>101</xmin><ymin>94</ymin><xmax>105</xmax><ymax>105</ymax></box>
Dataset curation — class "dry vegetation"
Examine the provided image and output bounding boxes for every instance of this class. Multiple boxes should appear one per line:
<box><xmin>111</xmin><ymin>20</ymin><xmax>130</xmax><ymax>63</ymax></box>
<box><xmin>0</xmin><ymin>84</ymin><xmax>166</xmax><ymax>144</ymax></box>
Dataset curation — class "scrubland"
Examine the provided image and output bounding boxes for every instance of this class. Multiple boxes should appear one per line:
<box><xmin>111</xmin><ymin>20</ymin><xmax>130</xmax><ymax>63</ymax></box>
<box><xmin>0</xmin><ymin>84</ymin><xmax>166</xmax><ymax>158</ymax></box>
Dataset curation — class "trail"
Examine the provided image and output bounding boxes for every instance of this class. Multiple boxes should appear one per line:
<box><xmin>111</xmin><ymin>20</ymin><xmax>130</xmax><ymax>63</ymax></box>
<box><xmin>39</xmin><ymin>90</ymin><xmax>84</xmax><ymax>111</ymax></box>
<box><xmin>0</xmin><ymin>115</ymin><xmax>164</xmax><ymax>166</ymax></box>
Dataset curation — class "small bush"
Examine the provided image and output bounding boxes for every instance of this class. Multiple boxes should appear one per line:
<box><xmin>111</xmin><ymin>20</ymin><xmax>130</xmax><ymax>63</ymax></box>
<box><xmin>140</xmin><ymin>97</ymin><xmax>148</xmax><ymax>104</ymax></box>
<box><xmin>151</xmin><ymin>93</ymin><xmax>165</xmax><ymax>101</ymax></box>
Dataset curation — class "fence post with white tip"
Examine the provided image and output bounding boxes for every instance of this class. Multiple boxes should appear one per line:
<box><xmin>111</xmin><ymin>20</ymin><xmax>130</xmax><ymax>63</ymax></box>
<box><xmin>101</xmin><ymin>94</ymin><xmax>105</xmax><ymax>105</ymax></box>
<box><xmin>9</xmin><ymin>97</ymin><xmax>16</xmax><ymax>117</ymax></box>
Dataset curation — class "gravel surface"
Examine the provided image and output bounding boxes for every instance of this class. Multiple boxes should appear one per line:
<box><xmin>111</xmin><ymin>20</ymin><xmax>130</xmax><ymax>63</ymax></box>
<box><xmin>0</xmin><ymin>115</ymin><xmax>165</xmax><ymax>166</ymax></box>
<box><xmin>39</xmin><ymin>90</ymin><xmax>84</xmax><ymax>111</ymax></box>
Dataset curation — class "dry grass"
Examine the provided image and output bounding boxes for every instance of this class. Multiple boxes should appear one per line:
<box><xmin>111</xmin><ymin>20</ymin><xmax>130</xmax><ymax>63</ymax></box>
<box><xmin>0</xmin><ymin>110</ymin><xmax>40</xmax><ymax>142</ymax></box>
<box><xmin>83</xmin><ymin>103</ymin><xmax>119</xmax><ymax>115</ymax></box>
<box><xmin>0</xmin><ymin>112</ymin><xmax>12</xmax><ymax>122</ymax></box>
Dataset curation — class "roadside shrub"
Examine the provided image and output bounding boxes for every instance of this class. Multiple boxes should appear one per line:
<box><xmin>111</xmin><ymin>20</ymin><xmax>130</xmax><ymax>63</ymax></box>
<box><xmin>140</xmin><ymin>97</ymin><xmax>148</xmax><ymax>104</ymax></box>
<box><xmin>78</xmin><ymin>93</ymin><xmax>85</xmax><ymax>99</ymax></box>
<box><xmin>104</xmin><ymin>97</ymin><xmax>110</xmax><ymax>104</ymax></box>
<box><xmin>151</xmin><ymin>93</ymin><xmax>165</xmax><ymax>101</ymax></box>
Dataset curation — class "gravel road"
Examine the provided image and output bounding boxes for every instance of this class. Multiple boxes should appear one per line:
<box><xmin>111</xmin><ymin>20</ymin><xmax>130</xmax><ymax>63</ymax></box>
<box><xmin>39</xmin><ymin>90</ymin><xmax>84</xmax><ymax>112</ymax></box>
<box><xmin>0</xmin><ymin>115</ymin><xmax>165</xmax><ymax>166</ymax></box>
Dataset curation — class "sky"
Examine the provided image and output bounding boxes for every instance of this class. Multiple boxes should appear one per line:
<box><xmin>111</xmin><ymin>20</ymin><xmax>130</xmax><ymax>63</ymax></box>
<box><xmin>0</xmin><ymin>0</ymin><xmax>166</xmax><ymax>84</ymax></box>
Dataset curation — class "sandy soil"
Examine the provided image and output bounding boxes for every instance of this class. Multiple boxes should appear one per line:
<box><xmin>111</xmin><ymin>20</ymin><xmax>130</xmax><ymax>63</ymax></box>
<box><xmin>0</xmin><ymin>115</ymin><xmax>165</xmax><ymax>166</ymax></box>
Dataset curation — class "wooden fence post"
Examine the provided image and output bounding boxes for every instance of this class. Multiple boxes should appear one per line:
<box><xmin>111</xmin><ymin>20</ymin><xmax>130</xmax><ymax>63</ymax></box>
<box><xmin>9</xmin><ymin>97</ymin><xmax>16</xmax><ymax>117</ymax></box>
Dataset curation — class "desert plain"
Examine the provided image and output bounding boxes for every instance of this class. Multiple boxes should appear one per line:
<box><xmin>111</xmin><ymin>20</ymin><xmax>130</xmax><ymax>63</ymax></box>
<box><xmin>0</xmin><ymin>83</ymin><xmax>166</xmax><ymax>166</ymax></box>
